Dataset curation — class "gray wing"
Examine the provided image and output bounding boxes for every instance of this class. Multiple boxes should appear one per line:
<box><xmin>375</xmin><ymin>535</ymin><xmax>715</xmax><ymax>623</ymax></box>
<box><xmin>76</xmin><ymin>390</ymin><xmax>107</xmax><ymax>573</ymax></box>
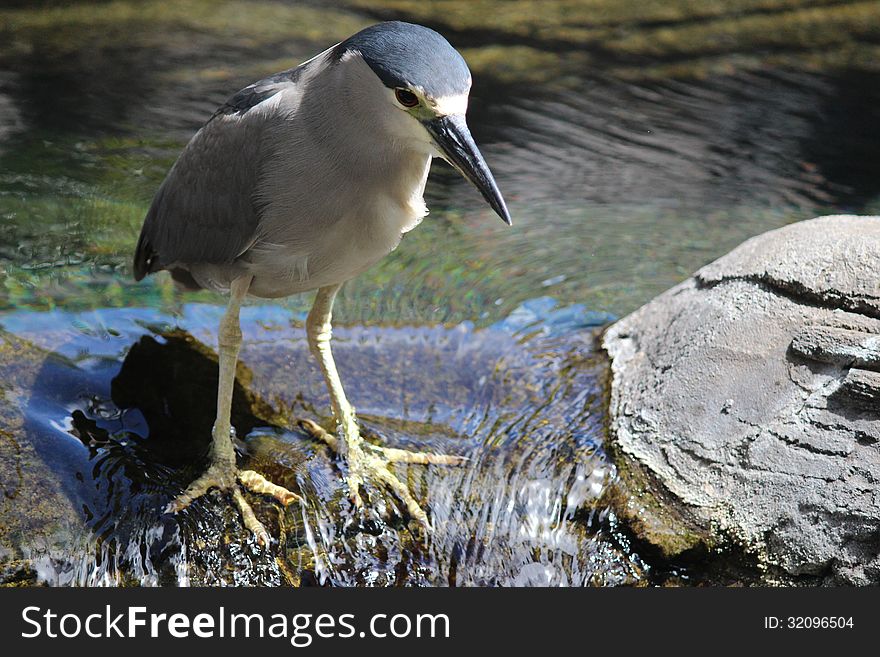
<box><xmin>133</xmin><ymin>67</ymin><xmax>303</xmax><ymax>282</ymax></box>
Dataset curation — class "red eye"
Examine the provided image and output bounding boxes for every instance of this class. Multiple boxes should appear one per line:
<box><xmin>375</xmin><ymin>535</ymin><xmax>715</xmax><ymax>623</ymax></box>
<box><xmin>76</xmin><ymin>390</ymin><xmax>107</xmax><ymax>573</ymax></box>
<box><xmin>394</xmin><ymin>88</ymin><xmax>419</xmax><ymax>108</ymax></box>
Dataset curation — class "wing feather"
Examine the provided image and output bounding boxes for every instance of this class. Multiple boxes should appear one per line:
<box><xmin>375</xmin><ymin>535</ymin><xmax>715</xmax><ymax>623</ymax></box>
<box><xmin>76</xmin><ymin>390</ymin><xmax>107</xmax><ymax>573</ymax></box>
<box><xmin>133</xmin><ymin>67</ymin><xmax>303</xmax><ymax>282</ymax></box>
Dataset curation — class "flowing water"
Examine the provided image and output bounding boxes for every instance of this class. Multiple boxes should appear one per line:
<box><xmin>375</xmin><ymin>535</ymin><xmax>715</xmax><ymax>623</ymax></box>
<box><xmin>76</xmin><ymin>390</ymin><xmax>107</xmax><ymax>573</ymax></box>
<box><xmin>1</xmin><ymin>0</ymin><xmax>878</xmax><ymax>586</ymax></box>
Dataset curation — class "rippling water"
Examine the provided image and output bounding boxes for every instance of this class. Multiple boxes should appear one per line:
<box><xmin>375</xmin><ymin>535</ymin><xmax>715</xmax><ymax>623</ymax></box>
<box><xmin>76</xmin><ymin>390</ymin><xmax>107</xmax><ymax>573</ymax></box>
<box><xmin>1</xmin><ymin>300</ymin><xmax>640</xmax><ymax>586</ymax></box>
<box><xmin>1</xmin><ymin>0</ymin><xmax>878</xmax><ymax>586</ymax></box>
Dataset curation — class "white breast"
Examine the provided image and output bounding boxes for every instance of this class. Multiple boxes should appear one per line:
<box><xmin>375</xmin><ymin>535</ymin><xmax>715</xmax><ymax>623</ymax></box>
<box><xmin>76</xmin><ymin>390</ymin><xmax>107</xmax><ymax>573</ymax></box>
<box><xmin>244</xmin><ymin>153</ymin><xmax>432</xmax><ymax>299</ymax></box>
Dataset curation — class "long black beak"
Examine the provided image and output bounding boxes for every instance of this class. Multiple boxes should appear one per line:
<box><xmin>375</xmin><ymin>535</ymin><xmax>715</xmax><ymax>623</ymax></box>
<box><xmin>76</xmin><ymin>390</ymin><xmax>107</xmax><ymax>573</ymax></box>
<box><xmin>425</xmin><ymin>114</ymin><xmax>512</xmax><ymax>225</ymax></box>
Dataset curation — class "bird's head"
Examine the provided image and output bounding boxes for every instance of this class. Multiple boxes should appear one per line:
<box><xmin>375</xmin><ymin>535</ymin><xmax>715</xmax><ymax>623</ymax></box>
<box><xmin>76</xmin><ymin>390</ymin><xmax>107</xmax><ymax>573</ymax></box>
<box><xmin>334</xmin><ymin>21</ymin><xmax>511</xmax><ymax>225</ymax></box>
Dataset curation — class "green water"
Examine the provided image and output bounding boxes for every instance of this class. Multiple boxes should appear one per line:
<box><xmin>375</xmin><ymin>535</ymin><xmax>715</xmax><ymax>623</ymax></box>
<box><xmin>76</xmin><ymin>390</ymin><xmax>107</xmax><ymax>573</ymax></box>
<box><xmin>3</xmin><ymin>0</ymin><xmax>877</xmax><ymax>321</ymax></box>
<box><xmin>0</xmin><ymin>0</ymin><xmax>878</xmax><ymax>586</ymax></box>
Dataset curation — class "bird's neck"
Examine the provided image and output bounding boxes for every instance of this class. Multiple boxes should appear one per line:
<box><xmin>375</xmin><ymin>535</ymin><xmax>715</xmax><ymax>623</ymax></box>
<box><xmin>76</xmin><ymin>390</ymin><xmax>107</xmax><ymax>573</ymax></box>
<box><xmin>303</xmin><ymin>101</ymin><xmax>432</xmax><ymax>219</ymax></box>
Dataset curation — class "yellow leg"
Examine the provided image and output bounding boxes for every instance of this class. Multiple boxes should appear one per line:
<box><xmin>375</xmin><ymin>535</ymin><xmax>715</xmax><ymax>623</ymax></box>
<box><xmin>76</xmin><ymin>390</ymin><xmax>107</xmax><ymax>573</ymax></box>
<box><xmin>304</xmin><ymin>286</ymin><xmax>466</xmax><ymax>526</ymax></box>
<box><xmin>166</xmin><ymin>275</ymin><xmax>300</xmax><ymax>545</ymax></box>
<box><xmin>306</xmin><ymin>284</ymin><xmax>364</xmax><ymax>506</ymax></box>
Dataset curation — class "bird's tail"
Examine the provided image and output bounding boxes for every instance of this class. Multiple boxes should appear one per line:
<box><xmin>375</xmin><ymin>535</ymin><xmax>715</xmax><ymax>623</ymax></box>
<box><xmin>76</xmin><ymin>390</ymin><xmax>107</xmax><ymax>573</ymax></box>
<box><xmin>132</xmin><ymin>227</ymin><xmax>156</xmax><ymax>281</ymax></box>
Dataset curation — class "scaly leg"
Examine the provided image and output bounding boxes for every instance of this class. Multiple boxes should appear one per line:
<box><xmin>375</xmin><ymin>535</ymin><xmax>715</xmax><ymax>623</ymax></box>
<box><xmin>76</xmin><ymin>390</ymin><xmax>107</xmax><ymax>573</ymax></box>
<box><xmin>304</xmin><ymin>284</ymin><xmax>465</xmax><ymax>526</ymax></box>
<box><xmin>165</xmin><ymin>275</ymin><xmax>299</xmax><ymax>545</ymax></box>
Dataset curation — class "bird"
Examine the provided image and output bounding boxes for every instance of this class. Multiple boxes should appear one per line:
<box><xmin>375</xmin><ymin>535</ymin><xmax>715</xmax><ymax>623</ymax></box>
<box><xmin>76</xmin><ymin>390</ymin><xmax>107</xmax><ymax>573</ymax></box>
<box><xmin>132</xmin><ymin>21</ymin><xmax>511</xmax><ymax>545</ymax></box>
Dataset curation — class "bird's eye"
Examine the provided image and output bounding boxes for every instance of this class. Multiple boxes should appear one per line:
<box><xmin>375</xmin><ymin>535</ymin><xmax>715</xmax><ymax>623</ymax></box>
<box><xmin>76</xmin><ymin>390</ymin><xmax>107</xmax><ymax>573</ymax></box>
<box><xmin>394</xmin><ymin>88</ymin><xmax>419</xmax><ymax>108</ymax></box>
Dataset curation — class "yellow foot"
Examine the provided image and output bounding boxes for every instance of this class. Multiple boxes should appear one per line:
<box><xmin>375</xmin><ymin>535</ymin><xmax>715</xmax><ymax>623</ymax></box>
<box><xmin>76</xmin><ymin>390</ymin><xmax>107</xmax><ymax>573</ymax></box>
<box><xmin>166</xmin><ymin>463</ymin><xmax>300</xmax><ymax>546</ymax></box>
<box><xmin>298</xmin><ymin>418</ymin><xmax>466</xmax><ymax>527</ymax></box>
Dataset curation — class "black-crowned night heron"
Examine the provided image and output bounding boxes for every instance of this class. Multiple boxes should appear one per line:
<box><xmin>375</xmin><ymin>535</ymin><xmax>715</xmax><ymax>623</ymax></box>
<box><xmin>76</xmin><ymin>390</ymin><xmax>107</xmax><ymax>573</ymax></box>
<box><xmin>133</xmin><ymin>21</ymin><xmax>510</xmax><ymax>544</ymax></box>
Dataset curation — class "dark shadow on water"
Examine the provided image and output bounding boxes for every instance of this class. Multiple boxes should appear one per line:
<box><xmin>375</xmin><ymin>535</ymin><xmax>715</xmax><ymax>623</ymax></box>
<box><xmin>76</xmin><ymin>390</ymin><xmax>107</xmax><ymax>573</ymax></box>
<box><xmin>20</xmin><ymin>327</ymin><xmax>287</xmax><ymax>585</ymax></box>
<box><xmin>799</xmin><ymin>70</ymin><xmax>880</xmax><ymax>210</ymax></box>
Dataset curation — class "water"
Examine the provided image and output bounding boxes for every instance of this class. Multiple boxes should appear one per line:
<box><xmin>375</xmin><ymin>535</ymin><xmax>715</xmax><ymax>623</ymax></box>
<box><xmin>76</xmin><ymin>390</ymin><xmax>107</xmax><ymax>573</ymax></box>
<box><xmin>1</xmin><ymin>0</ymin><xmax>878</xmax><ymax>586</ymax></box>
<box><xmin>1</xmin><ymin>300</ymin><xmax>633</xmax><ymax>586</ymax></box>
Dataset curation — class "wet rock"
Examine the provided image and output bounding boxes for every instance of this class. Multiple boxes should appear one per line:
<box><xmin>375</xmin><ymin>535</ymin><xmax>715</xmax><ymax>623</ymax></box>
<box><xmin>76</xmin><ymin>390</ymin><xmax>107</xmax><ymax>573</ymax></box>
<box><xmin>0</xmin><ymin>331</ymin><xmax>88</xmax><ymax>586</ymax></box>
<box><xmin>603</xmin><ymin>215</ymin><xmax>880</xmax><ymax>584</ymax></box>
<box><xmin>0</xmin><ymin>302</ymin><xmax>622</xmax><ymax>586</ymax></box>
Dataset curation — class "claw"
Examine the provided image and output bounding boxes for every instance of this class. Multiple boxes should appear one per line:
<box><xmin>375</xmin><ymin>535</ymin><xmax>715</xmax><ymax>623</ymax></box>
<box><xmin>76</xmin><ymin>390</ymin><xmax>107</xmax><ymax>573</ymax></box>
<box><xmin>350</xmin><ymin>486</ymin><xmax>364</xmax><ymax>510</ymax></box>
<box><xmin>371</xmin><ymin>460</ymin><xmax>430</xmax><ymax>526</ymax></box>
<box><xmin>233</xmin><ymin>488</ymin><xmax>270</xmax><ymax>546</ymax></box>
<box><xmin>375</xmin><ymin>445</ymin><xmax>468</xmax><ymax>466</ymax></box>
<box><xmin>238</xmin><ymin>470</ymin><xmax>300</xmax><ymax>506</ymax></box>
<box><xmin>166</xmin><ymin>457</ymin><xmax>297</xmax><ymax>545</ymax></box>
<box><xmin>298</xmin><ymin>418</ymin><xmax>338</xmax><ymax>450</ymax></box>
<box><xmin>298</xmin><ymin>415</ymin><xmax>465</xmax><ymax>528</ymax></box>
<box><xmin>165</xmin><ymin>464</ymin><xmax>232</xmax><ymax>514</ymax></box>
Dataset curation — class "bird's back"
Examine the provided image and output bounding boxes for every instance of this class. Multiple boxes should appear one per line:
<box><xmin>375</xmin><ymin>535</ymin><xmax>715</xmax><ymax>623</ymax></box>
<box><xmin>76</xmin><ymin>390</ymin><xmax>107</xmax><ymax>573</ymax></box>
<box><xmin>133</xmin><ymin>63</ymin><xmax>311</xmax><ymax>289</ymax></box>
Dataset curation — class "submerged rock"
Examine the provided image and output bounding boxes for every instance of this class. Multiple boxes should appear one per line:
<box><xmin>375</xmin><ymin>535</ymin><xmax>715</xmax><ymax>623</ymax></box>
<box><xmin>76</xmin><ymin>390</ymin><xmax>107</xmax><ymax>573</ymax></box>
<box><xmin>603</xmin><ymin>215</ymin><xmax>880</xmax><ymax>584</ymax></box>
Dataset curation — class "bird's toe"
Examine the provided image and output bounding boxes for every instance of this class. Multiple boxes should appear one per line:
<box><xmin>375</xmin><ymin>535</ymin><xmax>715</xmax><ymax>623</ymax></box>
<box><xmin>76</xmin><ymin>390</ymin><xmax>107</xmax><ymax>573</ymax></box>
<box><xmin>372</xmin><ymin>444</ymin><xmax>468</xmax><ymax>466</ymax></box>
<box><xmin>238</xmin><ymin>469</ymin><xmax>300</xmax><ymax>506</ymax></box>
<box><xmin>165</xmin><ymin>463</ymin><xmax>235</xmax><ymax>513</ymax></box>
<box><xmin>167</xmin><ymin>463</ymin><xmax>295</xmax><ymax>546</ymax></box>
<box><xmin>369</xmin><ymin>461</ymin><xmax>430</xmax><ymax>528</ymax></box>
<box><xmin>233</xmin><ymin>488</ymin><xmax>271</xmax><ymax>547</ymax></box>
<box><xmin>299</xmin><ymin>414</ymin><xmax>465</xmax><ymax>528</ymax></box>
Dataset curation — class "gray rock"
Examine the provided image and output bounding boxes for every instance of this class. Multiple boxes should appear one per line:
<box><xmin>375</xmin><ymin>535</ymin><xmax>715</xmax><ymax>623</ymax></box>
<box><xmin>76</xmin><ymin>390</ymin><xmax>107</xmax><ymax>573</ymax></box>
<box><xmin>603</xmin><ymin>215</ymin><xmax>880</xmax><ymax>585</ymax></box>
